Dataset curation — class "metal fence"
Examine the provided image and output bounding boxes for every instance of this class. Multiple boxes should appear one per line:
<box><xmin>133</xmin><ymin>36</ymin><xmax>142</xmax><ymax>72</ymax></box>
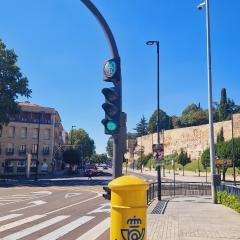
<box><xmin>217</xmin><ymin>184</ymin><xmax>240</xmax><ymax>199</ymax></box>
<box><xmin>147</xmin><ymin>181</ymin><xmax>211</xmax><ymax>204</ymax></box>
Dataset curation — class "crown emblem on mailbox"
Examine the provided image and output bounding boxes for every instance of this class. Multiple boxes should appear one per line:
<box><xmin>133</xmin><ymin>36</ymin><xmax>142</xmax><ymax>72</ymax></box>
<box><xmin>121</xmin><ymin>216</ymin><xmax>145</xmax><ymax>240</ymax></box>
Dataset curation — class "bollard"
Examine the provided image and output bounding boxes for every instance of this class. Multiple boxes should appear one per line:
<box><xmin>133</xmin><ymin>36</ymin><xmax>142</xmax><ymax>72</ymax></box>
<box><xmin>108</xmin><ymin>175</ymin><xmax>149</xmax><ymax>240</ymax></box>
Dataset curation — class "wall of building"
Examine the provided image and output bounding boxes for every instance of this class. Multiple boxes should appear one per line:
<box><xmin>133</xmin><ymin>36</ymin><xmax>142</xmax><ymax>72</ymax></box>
<box><xmin>132</xmin><ymin>114</ymin><xmax>240</xmax><ymax>160</ymax></box>
<box><xmin>0</xmin><ymin>102</ymin><xmax>65</xmax><ymax>175</ymax></box>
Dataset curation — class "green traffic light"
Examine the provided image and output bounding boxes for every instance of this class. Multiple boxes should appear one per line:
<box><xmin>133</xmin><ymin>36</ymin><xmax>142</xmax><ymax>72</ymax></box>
<box><xmin>106</xmin><ymin>120</ymin><xmax>117</xmax><ymax>131</ymax></box>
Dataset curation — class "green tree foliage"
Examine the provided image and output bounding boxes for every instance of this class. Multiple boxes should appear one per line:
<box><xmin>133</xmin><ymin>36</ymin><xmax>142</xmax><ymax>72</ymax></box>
<box><xmin>217</xmin><ymin>88</ymin><xmax>240</xmax><ymax>121</ymax></box>
<box><xmin>164</xmin><ymin>152</ymin><xmax>178</xmax><ymax>166</ymax></box>
<box><xmin>171</xmin><ymin>115</ymin><xmax>180</xmax><ymax>129</ymax></box>
<box><xmin>177</xmin><ymin>149</ymin><xmax>191</xmax><ymax>176</ymax></box>
<box><xmin>201</xmin><ymin>138</ymin><xmax>240</xmax><ymax>180</ymax></box>
<box><xmin>147</xmin><ymin>109</ymin><xmax>171</xmax><ymax>133</ymax></box>
<box><xmin>134</xmin><ymin>115</ymin><xmax>148</xmax><ymax>137</ymax></box>
<box><xmin>217</xmin><ymin>127</ymin><xmax>224</xmax><ymax>143</ymax></box>
<box><xmin>90</xmin><ymin>153</ymin><xmax>109</xmax><ymax>164</ymax></box>
<box><xmin>201</xmin><ymin>148</ymin><xmax>210</xmax><ymax>169</ymax></box>
<box><xmin>218</xmin><ymin>88</ymin><xmax>228</xmax><ymax>121</ymax></box>
<box><xmin>137</xmin><ymin>154</ymin><xmax>152</xmax><ymax>168</ymax></box>
<box><xmin>179</xmin><ymin>103</ymin><xmax>208</xmax><ymax>127</ymax></box>
<box><xmin>69</xmin><ymin>128</ymin><xmax>95</xmax><ymax>160</ymax></box>
<box><xmin>0</xmin><ymin>39</ymin><xmax>31</xmax><ymax>127</ymax></box>
<box><xmin>106</xmin><ymin>137</ymin><xmax>113</xmax><ymax>158</ymax></box>
<box><xmin>63</xmin><ymin>149</ymin><xmax>80</xmax><ymax>167</ymax></box>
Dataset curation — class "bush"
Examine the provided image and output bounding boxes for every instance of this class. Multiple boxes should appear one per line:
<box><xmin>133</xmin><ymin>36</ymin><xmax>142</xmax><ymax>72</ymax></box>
<box><xmin>217</xmin><ymin>191</ymin><xmax>240</xmax><ymax>213</ymax></box>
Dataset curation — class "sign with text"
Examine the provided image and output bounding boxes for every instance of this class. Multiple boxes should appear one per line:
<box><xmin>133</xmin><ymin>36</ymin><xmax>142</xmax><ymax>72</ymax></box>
<box><xmin>215</xmin><ymin>159</ymin><xmax>233</xmax><ymax>167</ymax></box>
<box><xmin>152</xmin><ymin>144</ymin><xmax>164</xmax><ymax>161</ymax></box>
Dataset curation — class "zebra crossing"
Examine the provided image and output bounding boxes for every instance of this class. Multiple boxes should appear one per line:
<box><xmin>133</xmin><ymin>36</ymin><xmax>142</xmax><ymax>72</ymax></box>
<box><xmin>0</xmin><ymin>213</ymin><xmax>110</xmax><ymax>240</ymax></box>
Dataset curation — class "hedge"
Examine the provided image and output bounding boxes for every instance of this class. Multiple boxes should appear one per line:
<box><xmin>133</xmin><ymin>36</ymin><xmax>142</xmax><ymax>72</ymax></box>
<box><xmin>217</xmin><ymin>191</ymin><xmax>240</xmax><ymax>213</ymax></box>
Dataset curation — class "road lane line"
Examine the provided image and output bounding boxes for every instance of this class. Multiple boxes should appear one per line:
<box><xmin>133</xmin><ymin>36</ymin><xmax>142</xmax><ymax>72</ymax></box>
<box><xmin>75</xmin><ymin>217</ymin><xmax>110</xmax><ymax>240</ymax></box>
<box><xmin>45</xmin><ymin>193</ymin><xmax>101</xmax><ymax>215</ymax></box>
<box><xmin>36</xmin><ymin>216</ymin><xmax>95</xmax><ymax>240</ymax></box>
<box><xmin>1</xmin><ymin>215</ymin><xmax>69</xmax><ymax>240</ymax></box>
<box><xmin>0</xmin><ymin>214</ymin><xmax>23</xmax><ymax>222</ymax></box>
<box><xmin>0</xmin><ymin>215</ymin><xmax>46</xmax><ymax>232</ymax></box>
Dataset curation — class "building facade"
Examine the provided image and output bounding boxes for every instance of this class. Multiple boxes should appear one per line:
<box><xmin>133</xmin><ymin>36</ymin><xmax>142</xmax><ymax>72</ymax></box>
<box><xmin>0</xmin><ymin>102</ymin><xmax>65</xmax><ymax>176</ymax></box>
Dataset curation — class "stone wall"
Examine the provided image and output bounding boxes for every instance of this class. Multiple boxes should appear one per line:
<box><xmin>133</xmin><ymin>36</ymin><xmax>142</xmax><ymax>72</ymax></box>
<box><xmin>131</xmin><ymin>114</ymin><xmax>240</xmax><ymax>160</ymax></box>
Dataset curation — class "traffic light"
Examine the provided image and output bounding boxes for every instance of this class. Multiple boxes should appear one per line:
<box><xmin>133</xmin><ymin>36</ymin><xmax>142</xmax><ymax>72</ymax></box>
<box><xmin>102</xmin><ymin>186</ymin><xmax>111</xmax><ymax>200</ymax></box>
<box><xmin>102</xmin><ymin>57</ymin><xmax>121</xmax><ymax>135</ymax></box>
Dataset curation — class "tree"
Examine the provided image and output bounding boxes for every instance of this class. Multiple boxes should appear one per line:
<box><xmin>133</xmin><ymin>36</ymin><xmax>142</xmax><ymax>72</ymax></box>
<box><xmin>171</xmin><ymin>115</ymin><xmax>180</xmax><ymax>129</ymax></box>
<box><xmin>164</xmin><ymin>152</ymin><xmax>178</xmax><ymax>166</ymax></box>
<box><xmin>0</xmin><ymin>39</ymin><xmax>31</xmax><ymax>127</ymax></box>
<box><xmin>63</xmin><ymin>149</ymin><xmax>80</xmax><ymax>172</ymax></box>
<box><xmin>147</xmin><ymin>109</ymin><xmax>171</xmax><ymax>133</ymax></box>
<box><xmin>218</xmin><ymin>88</ymin><xmax>228</xmax><ymax>121</ymax></box>
<box><xmin>217</xmin><ymin>127</ymin><xmax>224</xmax><ymax>143</ymax></box>
<box><xmin>69</xmin><ymin>128</ymin><xmax>95</xmax><ymax>161</ymax></box>
<box><xmin>134</xmin><ymin>115</ymin><xmax>148</xmax><ymax>137</ymax></box>
<box><xmin>106</xmin><ymin>137</ymin><xmax>113</xmax><ymax>158</ymax></box>
<box><xmin>179</xmin><ymin>103</ymin><xmax>208</xmax><ymax>127</ymax></box>
<box><xmin>127</xmin><ymin>132</ymin><xmax>137</xmax><ymax>139</ymax></box>
<box><xmin>90</xmin><ymin>153</ymin><xmax>109</xmax><ymax>164</ymax></box>
<box><xmin>177</xmin><ymin>149</ymin><xmax>191</xmax><ymax>176</ymax></box>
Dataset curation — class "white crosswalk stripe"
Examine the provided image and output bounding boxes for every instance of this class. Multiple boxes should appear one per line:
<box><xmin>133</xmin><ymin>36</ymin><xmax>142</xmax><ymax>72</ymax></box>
<box><xmin>1</xmin><ymin>215</ymin><xmax>69</xmax><ymax>240</ymax></box>
<box><xmin>36</xmin><ymin>216</ymin><xmax>94</xmax><ymax>240</ymax></box>
<box><xmin>0</xmin><ymin>214</ymin><xmax>23</xmax><ymax>222</ymax></box>
<box><xmin>0</xmin><ymin>215</ymin><xmax>46</xmax><ymax>232</ymax></box>
<box><xmin>0</xmin><ymin>213</ymin><xmax>110</xmax><ymax>240</ymax></box>
<box><xmin>76</xmin><ymin>217</ymin><xmax>110</xmax><ymax>240</ymax></box>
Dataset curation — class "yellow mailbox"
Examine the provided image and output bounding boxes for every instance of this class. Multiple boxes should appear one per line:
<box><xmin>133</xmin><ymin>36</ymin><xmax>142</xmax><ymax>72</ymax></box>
<box><xmin>108</xmin><ymin>175</ymin><xmax>149</xmax><ymax>240</ymax></box>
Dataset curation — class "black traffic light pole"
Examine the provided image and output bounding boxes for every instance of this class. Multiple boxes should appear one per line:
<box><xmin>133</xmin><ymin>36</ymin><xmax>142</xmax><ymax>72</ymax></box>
<box><xmin>81</xmin><ymin>0</ymin><xmax>124</xmax><ymax>178</ymax></box>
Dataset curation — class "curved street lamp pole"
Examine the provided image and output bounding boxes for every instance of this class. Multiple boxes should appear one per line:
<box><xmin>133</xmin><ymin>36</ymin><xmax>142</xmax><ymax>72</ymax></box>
<box><xmin>80</xmin><ymin>0</ymin><xmax>124</xmax><ymax>178</ymax></box>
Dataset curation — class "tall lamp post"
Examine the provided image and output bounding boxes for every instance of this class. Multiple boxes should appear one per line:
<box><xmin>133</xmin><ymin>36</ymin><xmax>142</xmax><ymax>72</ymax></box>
<box><xmin>231</xmin><ymin>114</ymin><xmax>236</xmax><ymax>185</ymax></box>
<box><xmin>198</xmin><ymin>0</ymin><xmax>217</xmax><ymax>203</ymax></box>
<box><xmin>146</xmin><ymin>40</ymin><xmax>161</xmax><ymax>201</ymax></box>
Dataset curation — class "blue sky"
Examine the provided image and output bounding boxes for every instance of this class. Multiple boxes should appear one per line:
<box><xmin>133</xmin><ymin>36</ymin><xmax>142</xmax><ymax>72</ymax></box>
<box><xmin>0</xmin><ymin>0</ymin><xmax>239</xmax><ymax>152</ymax></box>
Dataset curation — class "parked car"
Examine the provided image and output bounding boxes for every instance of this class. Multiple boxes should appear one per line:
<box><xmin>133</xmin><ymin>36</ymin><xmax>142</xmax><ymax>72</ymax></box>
<box><xmin>84</xmin><ymin>164</ymin><xmax>102</xmax><ymax>176</ymax></box>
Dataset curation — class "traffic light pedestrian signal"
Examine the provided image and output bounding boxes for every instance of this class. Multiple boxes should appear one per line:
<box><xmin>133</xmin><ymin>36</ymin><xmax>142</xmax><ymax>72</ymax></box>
<box><xmin>102</xmin><ymin>58</ymin><xmax>121</xmax><ymax>135</ymax></box>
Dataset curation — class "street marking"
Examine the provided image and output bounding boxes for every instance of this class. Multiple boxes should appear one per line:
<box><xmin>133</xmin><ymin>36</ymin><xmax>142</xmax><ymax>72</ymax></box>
<box><xmin>10</xmin><ymin>200</ymin><xmax>47</xmax><ymax>212</ymax></box>
<box><xmin>65</xmin><ymin>192</ymin><xmax>82</xmax><ymax>199</ymax></box>
<box><xmin>76</xmin><ymin>217</ymin><xmax>110</xmax><ymax>240</ymax></box>
<box><xmin>31</xmin><ymin>191</ymin><xmax>52</xmax><ymax>196</ymax></box>
<box><xmin>0</xmin><ymin>214</ymin><xmax>23</xmax><ymax>222</ymax></box>
<box><xmin>1</xmin><ymin>215</ymin><xmax>69</xmax><ymax>240</ymax></box>
<box><xmin>87</xmin><ymin>203</ymin><xmax>110</xmax><ymax>214</ymax></box>
<box><xmin>45</xmin><ymin>193</ymin><xmax>101</xmax><ymax>215</ymax></box>
<box><xmin>0</xmin><ymin>215</ymin><xmax>46</xmax><ymax>232</ymax></box>
<box><xmin>36</xmin><ymin>216</ymin><xmax>94</xmax><ymax>240</ymax></box>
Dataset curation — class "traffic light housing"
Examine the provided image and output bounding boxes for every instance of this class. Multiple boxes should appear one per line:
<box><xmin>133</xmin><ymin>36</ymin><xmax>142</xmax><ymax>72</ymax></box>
<box><xmin>102</xmin><ymin>57</ymin><xmax>121</xmax><ymax>135</ymax></box>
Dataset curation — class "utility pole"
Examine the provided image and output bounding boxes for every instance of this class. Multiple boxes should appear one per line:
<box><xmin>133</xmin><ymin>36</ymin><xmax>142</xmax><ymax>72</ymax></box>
<box><xmin>232</xmin><ymin>114</ymin><xmax>236</xmax><ymax>186</ymax></box>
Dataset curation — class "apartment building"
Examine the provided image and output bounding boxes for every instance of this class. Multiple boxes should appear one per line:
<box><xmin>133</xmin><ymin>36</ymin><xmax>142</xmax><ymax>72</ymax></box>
<box><xmin>0</xmin><ymin>102</ymin><xmax>65</xmax><ymax>176</ymax></box>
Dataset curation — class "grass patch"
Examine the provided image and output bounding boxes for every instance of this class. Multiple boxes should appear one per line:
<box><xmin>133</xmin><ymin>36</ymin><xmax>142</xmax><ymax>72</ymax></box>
<box><xmin>217</xmin><ymin>191</ymin><xmax>240</xmax><ymax>213</ymax></box>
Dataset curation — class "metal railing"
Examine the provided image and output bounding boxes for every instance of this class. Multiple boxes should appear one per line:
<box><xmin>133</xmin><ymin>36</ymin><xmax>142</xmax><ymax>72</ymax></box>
<box><xmin>217</xmin><ymin>184</ymin><xmax>240</xmax><ymax>199</ymax></box>
<box><xmin>147</xmin><ymin>181</ymin><xmax>211</xmax><ymax>204</ymax></box>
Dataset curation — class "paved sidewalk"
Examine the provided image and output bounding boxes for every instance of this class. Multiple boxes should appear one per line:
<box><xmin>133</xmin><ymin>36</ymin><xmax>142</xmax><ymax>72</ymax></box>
<box><xmin>147</xmin><ymin>196</ymin><xmax>240</xmax><ymax>240</ymax></box>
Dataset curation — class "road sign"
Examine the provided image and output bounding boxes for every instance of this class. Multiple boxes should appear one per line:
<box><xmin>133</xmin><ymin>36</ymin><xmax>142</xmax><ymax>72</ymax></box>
<box><xmin>215</xmin><ymin>159</ymin><xmax>232</xmax><ymax>167</ymax></box>
<box><xmin>152</xmin><ymin>144</ymin><xmax>164</xmax><ymax>160</ymax></box>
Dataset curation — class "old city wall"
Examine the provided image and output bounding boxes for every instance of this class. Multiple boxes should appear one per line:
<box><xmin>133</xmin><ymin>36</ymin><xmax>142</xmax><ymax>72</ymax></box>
<box><xmin>133</xmin><ymin>113</ymin><xmax>240</xmax><ymax>160</ymax></box>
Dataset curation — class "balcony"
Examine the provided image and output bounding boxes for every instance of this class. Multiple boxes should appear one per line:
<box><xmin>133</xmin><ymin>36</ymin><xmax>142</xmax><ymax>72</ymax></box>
<box><xmin>5</xmin><ymin>148</ymin><xmax>14</xmax><ymax>155</ymax></box>
<box><xmin>18</xmin><ymin>149</ymin><xmax>26</xmax><ymax>155</ymax></box>
<box><xmin>42</xmin><ymin>149</ymin><xmax>50</xmax><ymax>155</ymax></box>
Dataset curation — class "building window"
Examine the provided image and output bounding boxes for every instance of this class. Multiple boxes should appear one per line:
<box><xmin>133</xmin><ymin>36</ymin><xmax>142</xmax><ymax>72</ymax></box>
<box><xmin>8</xmin><ymin>127</ymin><xmax>15</xmax><ymax>138</ymax></box>
<box><xmin>44</xmin><ymin>129</ymin><xmax>50</xmax><ymax>140</ymax></box>
<box><xmin>42</xmin><ymin>145</ymin><xmax>50</xmax><ymax>155</ymax></box>
<box><xmin>20</xmin><ymin>127</ymin><xmax>27</xmax><ymax>138</ymax></box>
<box><xmin>17</xmin><ymin>160</ymin><xmax>26</xmax><ymax>167</ymax></box>
<box><xmin>33</xmin><ymin>128</ymin><xmax>39</xmax><ymax>139</ymax></box>
<box><xmin>32</xmin><ymin>144</ymin><xmax>38</xmax><ymax>154</ymax></box>
<box><xmin>6</xmin><ymin>143</ymin><xmax>14</xmax><ymax>154</ymax></box>
<box><xmin>19</xmin><ymin>144</ymin><xmax>26</xmax><ymax>154</ymax></box>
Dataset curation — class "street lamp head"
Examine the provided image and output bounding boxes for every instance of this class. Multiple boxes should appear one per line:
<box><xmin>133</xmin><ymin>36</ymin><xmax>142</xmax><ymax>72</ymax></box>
<box><xmin>146</xmin><ymin>40</ymin><xmax>155</xmax><ymax>46</ymax></box>
<box><xmin>197</xmin><ymin>1</ymin><xmax>206</xmax><ymax>10</ymax></box>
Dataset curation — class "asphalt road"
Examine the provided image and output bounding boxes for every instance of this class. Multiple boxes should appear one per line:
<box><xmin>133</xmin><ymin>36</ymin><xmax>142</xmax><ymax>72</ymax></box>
<box><xmin>0</xmin><ymin>181</ymin><xmax>110</xmax><ymax>239</ymax></box>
